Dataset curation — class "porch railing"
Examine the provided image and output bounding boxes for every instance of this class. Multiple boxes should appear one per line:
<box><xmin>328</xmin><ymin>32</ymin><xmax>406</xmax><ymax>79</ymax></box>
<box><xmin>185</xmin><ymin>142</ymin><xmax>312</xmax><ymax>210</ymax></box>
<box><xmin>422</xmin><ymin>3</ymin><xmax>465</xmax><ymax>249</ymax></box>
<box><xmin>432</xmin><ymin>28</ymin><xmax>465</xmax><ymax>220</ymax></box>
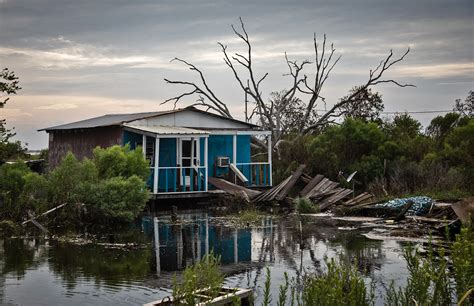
<box><xmin>235</xmin><ymin>162</ymin><xmax>271</xmax><ymax>187</ymax></box>
<box><xmin>148</xmin><ymin>166</ymin><xmax>207</xmax><ymax>194</ymax></box>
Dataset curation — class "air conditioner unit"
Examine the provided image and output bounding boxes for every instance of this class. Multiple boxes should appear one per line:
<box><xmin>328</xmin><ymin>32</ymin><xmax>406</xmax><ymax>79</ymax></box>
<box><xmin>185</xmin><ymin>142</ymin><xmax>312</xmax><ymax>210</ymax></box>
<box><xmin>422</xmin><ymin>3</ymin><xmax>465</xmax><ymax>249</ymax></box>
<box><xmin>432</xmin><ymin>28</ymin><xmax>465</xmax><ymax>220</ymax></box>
<box><xmin>216</xmin><ymin>156</ymin><xmax>230</xmax><ymax>167</ymax></box>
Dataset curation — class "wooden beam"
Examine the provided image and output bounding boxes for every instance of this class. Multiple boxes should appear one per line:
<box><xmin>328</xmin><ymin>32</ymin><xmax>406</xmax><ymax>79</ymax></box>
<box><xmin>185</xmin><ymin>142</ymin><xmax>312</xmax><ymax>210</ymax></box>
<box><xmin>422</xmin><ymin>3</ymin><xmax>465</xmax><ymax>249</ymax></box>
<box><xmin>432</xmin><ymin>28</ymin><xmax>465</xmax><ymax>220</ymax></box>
<box><xmin>300</xmin><ymin>174</ymin><xmax>324</xmax><ymax>197</ymax></box>
<box><xmin>275</xmin><ymin>164</ymin><xmax>306</xmax><ymax>201</ymax></box>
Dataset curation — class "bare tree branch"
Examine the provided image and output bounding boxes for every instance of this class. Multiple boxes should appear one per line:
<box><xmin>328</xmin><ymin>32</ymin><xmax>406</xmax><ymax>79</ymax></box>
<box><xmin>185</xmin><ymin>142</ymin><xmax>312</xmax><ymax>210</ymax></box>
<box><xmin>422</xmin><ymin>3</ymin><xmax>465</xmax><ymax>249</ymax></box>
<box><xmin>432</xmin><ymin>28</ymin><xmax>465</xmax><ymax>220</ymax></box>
<box><xmin>303</xmin><ymin>48</ymin><xmax>414</xmax><ymax>134</ymax></box>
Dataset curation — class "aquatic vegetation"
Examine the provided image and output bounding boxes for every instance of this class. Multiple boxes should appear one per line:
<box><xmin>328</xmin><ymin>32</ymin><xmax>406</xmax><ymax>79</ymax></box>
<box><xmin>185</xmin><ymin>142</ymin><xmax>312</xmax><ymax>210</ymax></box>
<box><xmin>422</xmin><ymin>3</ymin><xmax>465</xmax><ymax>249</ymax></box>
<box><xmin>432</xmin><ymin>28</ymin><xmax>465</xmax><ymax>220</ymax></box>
<box><xmin>172</xmin><ymin>252</ymin><xmax>224</xmax><ymax>305</ymax></box>
<box><xmin>385</xmin><ymin>223</ymin><xmax>474</xmax><ymax>305</ymax></box>
<box><xmin>262</xmin><ymin>258</ymin><xmax>374</xmax><ymax>306</ymax></box>
<box><xmin>262</xmin><ymin>266</ymin><xmax>272</xmax><ymax>306</ymax></box>
<box><xmin>451</xmin><ymin>222</ymin><xmax>474</xmax><ymax>304</ymax></box>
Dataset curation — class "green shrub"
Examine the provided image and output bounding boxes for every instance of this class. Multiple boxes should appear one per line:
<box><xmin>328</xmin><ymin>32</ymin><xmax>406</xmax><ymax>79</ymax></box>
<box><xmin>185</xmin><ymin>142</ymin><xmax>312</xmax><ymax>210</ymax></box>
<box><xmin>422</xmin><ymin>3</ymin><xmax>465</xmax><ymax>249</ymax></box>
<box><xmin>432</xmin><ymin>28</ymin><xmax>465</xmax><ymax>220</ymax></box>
<box><xmin>295</xmin><ymin>197</ymin><xmax>318</xmax><ymax>214</ymax></box>
<box><xmin>173</xmin><ymin>252</ymin><xmax>224</xmax><ymax>304</ymax></box>
<box><xmin>84</xmin><ymin>175</ymin><xmax>149</xmax><ymax>222</ymax></box>
<box><xmin>0</xmin><ymin>220</ymin><xmax>20</xmax><ymax>237</ymax></box>
<box><xmin>0</xmin><ymin>162</ymin><xmax>31</xmax><ymax>220</ymax></box>
<box><xmin>385</xmin><ymin>225</ymin><xmax>474</xmax><ymax>305</ymax></box>
<box><xmin>92</xmin><ymin>145</ymin><xmax>150</xmax><ymax>180</ymax></box>
<box><xmin>452</xmin><ymin>223</ymin><xmax>474</xmax><ymax>301</ymax></box>
<box><xmin>302</xmin><ymin>258</ymin><xmax>374</xmax><ymax>306</ymax></box>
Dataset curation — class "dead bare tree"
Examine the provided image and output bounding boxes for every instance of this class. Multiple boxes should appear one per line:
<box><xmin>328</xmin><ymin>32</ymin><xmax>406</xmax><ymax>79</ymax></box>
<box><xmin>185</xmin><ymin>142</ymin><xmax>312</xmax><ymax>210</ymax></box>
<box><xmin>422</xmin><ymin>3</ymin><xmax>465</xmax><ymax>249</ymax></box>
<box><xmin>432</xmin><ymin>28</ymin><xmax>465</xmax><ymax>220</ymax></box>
<box><xmin>164</xmin><ymin>18</ymin><xmax>414</xmax><ymax>149</ymax></box>
<box><xmin>163</xmin><ymin>58</ymin><xmax>232</xmax><ymax>118</ymax></box>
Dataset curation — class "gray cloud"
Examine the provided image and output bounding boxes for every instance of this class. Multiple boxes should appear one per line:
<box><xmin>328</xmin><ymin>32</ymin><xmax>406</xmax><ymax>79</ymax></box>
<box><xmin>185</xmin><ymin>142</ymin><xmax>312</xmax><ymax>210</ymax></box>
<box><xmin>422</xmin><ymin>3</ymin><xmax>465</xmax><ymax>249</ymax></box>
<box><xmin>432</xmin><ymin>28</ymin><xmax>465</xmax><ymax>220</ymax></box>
<box><xmin>1</xmin><ymin>0</ymin><xmax>473</xmax><ymax>149</ymax></box>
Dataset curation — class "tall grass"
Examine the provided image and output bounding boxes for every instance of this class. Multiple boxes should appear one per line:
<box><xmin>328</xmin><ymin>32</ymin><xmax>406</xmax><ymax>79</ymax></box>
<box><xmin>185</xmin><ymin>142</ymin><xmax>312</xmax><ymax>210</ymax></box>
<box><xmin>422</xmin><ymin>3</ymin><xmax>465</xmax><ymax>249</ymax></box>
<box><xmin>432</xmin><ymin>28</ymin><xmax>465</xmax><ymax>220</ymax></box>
<box><xmin>385</xmin><ymin>223</ymin><xmax>474</xmax><ymax>305</ymax></box>
<box><xmin>263</xmin><ymin>258</ymin><xmax>374</xmax><ymax>306</ymax></box>
<box><xmin>259</xmin><ymin>224</ymin><xmax>473</xmax><ymax>306</ymax></box>
<box><xmin>172</xmin><ymin>252</ymin><xmax>224</xmax><ymax>305</ymax></box>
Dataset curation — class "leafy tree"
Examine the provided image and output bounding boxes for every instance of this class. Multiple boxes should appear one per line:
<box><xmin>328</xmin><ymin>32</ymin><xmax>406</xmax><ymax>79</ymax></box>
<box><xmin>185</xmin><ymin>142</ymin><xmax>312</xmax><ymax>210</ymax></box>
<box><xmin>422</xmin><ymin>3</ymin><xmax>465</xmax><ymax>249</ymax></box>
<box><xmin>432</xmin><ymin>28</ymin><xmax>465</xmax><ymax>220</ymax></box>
<box><xmin>454</xmin><ymin>90</ymin><xmax>474</xmax><ymax>117</ymax></box>
<box><xmin>92</xmin><ymin>145</ymin><xmax>150</xmax><ymax>181</ymax></box>
<box><xmin>0</xmin><ymin>68</ymin><xmax>21</xmax><ymax>108</ymax></box>
<box><xmin>1</xmin><ymin>68</ymin><xmax>25</xmax><ymax>164</ymax></box>
<box><xmin>0</xmin><ymin>163</ymin><xmax>31</xmax><ymax>220</ymax></box>
<box><xmin>308</xmin><ymin>119</ymin><xmax>386</xmax><ymax>186</ymax></box>
<box><xmin>426</xmin><ymin>112</ymin><xmax>469</xmax><ymax>148</ymax></box>
<box><xmin>340</xmin><ymin>87</ymin><xmax>384</xmax><ymax>122</ymax></box>
<box><xmin>441</xmin><ymin>119</ymin><xmax>474</xmax><ymax>191</ymax></box>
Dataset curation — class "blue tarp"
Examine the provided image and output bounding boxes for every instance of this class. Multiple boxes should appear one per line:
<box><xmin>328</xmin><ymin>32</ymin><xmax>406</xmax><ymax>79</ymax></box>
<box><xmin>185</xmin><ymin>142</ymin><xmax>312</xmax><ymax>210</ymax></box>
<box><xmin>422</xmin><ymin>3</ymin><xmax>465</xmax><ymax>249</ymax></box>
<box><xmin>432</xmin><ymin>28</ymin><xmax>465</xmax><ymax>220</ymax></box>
<box><xmin>375</xmin><ymin>196</ymin><xmax>433</xmax><ymax>216</ymax></box>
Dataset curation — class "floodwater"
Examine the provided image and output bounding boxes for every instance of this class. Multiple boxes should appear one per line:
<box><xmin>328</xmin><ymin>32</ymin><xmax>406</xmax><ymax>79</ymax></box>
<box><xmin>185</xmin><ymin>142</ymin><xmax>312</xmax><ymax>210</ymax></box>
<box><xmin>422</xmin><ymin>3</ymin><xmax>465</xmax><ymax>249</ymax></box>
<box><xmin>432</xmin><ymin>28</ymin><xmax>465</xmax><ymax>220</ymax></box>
<box><xmin>0</xmin><ymin>213</ymin><xmax>411</xmax><ymax>305</ymax></box>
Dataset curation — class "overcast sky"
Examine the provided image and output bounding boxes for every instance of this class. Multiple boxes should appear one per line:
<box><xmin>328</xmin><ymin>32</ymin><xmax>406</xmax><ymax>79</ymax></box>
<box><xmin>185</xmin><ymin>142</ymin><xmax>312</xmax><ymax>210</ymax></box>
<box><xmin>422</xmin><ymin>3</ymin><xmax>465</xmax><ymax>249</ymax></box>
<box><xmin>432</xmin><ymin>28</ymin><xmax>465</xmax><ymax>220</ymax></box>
<box><xmin>1</xmin><ymin>0</ymin><xmax>473</xmax><ymax>149</ymax></box>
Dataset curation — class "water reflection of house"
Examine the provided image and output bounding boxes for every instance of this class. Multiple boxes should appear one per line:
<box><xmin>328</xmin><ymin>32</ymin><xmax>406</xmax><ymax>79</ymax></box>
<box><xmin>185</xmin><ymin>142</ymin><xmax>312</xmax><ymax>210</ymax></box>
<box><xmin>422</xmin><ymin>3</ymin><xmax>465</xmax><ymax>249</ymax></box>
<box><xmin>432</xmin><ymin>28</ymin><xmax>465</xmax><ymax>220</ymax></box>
<box><xmin>143</xmin><ymin>217</ymin><xmax>251</xmax><ymax>272</ymax></box>
<box><xmin>40</xmin><ymin>107</ymin><xmax>272</xmax><ymax>198</ymax></box>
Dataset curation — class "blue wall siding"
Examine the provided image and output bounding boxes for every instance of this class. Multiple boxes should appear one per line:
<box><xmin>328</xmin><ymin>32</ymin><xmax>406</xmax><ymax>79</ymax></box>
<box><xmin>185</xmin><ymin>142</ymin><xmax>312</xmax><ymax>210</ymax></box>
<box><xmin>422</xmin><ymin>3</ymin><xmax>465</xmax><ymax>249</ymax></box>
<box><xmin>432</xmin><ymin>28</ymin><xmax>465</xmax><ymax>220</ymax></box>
<box><xmin>122</xmin><ymin>130</ymin><xmax>143</xmax><ymax>149</ymax></box>
<box><xmin>122</xmin><ymin>131</ymin><xmax>254</xmax><ymax>192</ymax></box>
<box><xmin>207</xmin><ymin>135</ymin><xmax>251</xmax><ymax>179</ymax></box>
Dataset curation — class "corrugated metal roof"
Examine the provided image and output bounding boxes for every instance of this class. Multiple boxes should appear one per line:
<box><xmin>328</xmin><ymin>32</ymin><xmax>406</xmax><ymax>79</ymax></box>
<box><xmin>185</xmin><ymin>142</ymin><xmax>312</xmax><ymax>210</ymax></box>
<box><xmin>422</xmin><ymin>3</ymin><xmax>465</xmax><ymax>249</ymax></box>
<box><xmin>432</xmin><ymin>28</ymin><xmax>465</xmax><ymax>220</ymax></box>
<box><xmin>124</xmin><ymin>125</ymin><xmax>209</xmax><ymax>135</ymax></box>
<box><xmin>39</xmin><ymin>106</ymin><xmax>259</xmax><ymax>131</ymax></box>
<box><xmin>39</xmin><ymin>110</ymin><xmax>175</xmax><ymax>131</ymax></box>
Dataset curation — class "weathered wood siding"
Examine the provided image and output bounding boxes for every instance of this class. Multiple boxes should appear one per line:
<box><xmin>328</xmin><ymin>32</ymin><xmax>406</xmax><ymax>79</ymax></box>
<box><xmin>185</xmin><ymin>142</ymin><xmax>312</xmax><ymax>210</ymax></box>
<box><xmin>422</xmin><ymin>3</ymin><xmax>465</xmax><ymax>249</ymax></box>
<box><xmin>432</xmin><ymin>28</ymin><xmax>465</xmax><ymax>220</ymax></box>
<box><xmin>48</xmin><ymin>126</ymin><xmax>123</xmax><ymax>168</ymax></box>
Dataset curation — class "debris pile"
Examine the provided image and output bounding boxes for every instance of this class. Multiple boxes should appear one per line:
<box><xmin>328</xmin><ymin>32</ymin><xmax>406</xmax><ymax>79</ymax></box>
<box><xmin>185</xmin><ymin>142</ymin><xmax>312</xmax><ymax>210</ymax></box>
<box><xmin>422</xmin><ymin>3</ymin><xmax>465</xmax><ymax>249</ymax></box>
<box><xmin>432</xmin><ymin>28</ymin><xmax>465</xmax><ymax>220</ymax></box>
<box><xmin>374</xmin><ymin>196</ymin><xmax>433</xmax><ymax>216</ymax></box>
<box><xmin>210</xmin><ymin>165</ymin><xmax>373</xmax><ymax>211</ymax></box>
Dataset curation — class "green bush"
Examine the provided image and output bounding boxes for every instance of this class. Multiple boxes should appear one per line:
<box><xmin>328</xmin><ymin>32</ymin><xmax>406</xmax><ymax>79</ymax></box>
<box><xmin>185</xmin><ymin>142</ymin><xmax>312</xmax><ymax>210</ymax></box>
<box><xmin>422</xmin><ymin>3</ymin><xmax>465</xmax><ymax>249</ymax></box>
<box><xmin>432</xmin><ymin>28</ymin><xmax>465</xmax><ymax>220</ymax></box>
<box><xmin>0</xmin><ymin>162</ymin><xmax>31</xmax><ymax>220</ymax></box>
<box><xmin>84</xmin><ymin>175</ymin><xmax>149</xmax><ymax>222</ymax></box>
<box><xmin>1</xmin><ymin>146</ymin><xmax>150</xmax><ymax>228</ymax></box>
<box><xmin>452</xmin><ymin>223</ymin><xmax>474</xmax><ymax>301</ymax></box>
<box><xmin>173</xmin><ymin>252</ymin><xmax>224</xmax><ymax>304</ymax></box>
<box><xmin>92</xmin><ymin>145</ymin><xmax>149</xmax><ymax>181</ymax></box>
<box><xmin>302</xmin><ymin>258</ymin><xmax>374</xmax><ymax>306</ymax></box>
<box><xmin>295</xmin><ymin>197</ymin><xmax>318</xmax><ymax>214</ymax></box>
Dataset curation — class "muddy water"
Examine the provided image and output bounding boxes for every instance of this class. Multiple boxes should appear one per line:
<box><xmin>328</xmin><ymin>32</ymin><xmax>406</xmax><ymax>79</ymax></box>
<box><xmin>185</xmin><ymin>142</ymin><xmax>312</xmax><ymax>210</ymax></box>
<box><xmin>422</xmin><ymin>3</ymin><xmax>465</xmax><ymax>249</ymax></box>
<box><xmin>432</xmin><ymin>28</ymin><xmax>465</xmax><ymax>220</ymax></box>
<box><xmin>0</xmin><ymin>214</ymin><xmax>410</xmax><ymax>305</ymax></box>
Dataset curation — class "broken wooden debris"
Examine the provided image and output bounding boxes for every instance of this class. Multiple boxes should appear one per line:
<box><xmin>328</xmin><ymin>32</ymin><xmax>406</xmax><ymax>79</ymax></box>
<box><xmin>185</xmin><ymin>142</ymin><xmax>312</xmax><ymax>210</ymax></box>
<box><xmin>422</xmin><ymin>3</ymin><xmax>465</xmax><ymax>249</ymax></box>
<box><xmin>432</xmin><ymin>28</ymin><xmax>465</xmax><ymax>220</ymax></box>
<box><xmin>26</xmin><ymin>211</ymin><xmax>49</xmax><ymax>234</ymax></box>
<box><xmin>22</xmin><ymin>202</ymin><xmax>68</xmax><ymax>225</ymax></box>
<box><xmin>299</xmin><ymin>174</ymin><xmax>324</xmax><ymax>197</ymax></box>
<box><xmin>210</xmin><ymin>168</ymin><xmax>371</xmax><ymax>210</ymax></box>
<box><xmin>253</xmin><ymin>176</ymin><xmax>291</xmax><ymax>202</ymax></box>
<box><xmin>343</xmin><ymin>192</ymin><xmax>373</xmax><ymax>206</ymax></box>
<box><xmin>393</xmin><ymin>200</ymin><xmax>414</xmax><ymax>221</ymax></box>
<box><xmin>451</xmin><ymin>197</ymin><xmax>474</xmax><ymax>224</ymax></box>
<box><xmin>275</xmin><ymin>164</ymin><xmax>306</xmax><ymax>201</ymax></box>
<box><xmin>208</xmin><ymin>177</ymin><xmax>260</xmax><ymax>200</ymax></box>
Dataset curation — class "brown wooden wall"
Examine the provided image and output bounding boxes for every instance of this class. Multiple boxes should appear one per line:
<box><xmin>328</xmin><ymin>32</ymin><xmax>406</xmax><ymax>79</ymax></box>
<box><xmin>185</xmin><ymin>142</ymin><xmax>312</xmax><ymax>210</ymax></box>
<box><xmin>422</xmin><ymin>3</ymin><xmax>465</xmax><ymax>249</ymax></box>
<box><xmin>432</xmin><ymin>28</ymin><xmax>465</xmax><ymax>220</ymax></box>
<box><xmin>48</xmin><ymin>126</ymin><xmax>123</xmax><ymax>168</ymax></box>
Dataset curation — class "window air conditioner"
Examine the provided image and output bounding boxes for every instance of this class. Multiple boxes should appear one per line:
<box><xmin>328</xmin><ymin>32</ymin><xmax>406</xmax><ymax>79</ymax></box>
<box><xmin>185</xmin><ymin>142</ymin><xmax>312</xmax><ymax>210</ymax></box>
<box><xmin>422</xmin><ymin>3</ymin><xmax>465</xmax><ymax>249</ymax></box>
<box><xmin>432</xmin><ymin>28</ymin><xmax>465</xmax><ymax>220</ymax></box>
<box><xmin>216</xmin><ymin>156</ymin><xmax>230</xmax><ymax>167</ymax></box>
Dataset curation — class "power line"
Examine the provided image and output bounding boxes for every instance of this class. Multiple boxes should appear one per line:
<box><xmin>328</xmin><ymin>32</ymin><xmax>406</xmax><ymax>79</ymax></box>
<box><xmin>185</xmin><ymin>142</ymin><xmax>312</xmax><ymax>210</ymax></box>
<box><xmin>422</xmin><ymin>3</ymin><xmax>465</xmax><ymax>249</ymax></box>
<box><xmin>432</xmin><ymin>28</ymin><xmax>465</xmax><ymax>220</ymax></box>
<box><xmin>381</xmin><ymin>110</ymin><xmax>455</xmax><ymax>114</ymax></box>
<box><xmin>313</xmin><ymin>109</ymin><xmax>457</xmax><ymax>114</ymax></box>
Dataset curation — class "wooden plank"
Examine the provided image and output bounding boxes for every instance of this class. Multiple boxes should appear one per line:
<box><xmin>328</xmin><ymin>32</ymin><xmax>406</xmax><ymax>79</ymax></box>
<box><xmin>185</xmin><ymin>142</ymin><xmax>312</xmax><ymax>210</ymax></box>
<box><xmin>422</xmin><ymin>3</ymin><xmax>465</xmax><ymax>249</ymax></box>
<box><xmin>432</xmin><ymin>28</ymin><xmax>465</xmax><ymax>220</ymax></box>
<box><xmin>229</xmin><ymin>164</ymin><xmax>249</xmax><ymax>183</ymax></box>
<box><xmin>253</xmin><ymin>176</ymin><xmax>291</xmax><ymax>202</ymax></box>
<box><xmin>344</xmin><ymin>192</ymin><xmax>372</xmax><ymax>206</ymax></box>
<box><xmin>305</xmin><ymin>178</ymin><xmax>329</xmax><ymax>198</ymax></box>
<box><xmin>319</xmin><ymin>189</ymin><xmax>353</xmax><ymax>211</ymax></box>
<box><xmin>275</xmin><ymin>165</ymin><xmax>306</xmax><ymax>201</ymax></box>
<box><xmin>309</xmin><ymin>181</ymin><xmax>339</xmax><ymax>200</ymax></box>
<box><xmin>451</xmin><ymin>197</ymin><xmax>474</xmax><ymax>224</ymax></box>
<box><xmin>300</xmin><ymin>174</ymin><xmax>324</xmax><ymax>197</ymax></box>
<box><xmin>208</xmin><ymin>177</ymin><xmax>260</xmax><ymax>199</ymax></box>
<box><xmin>300</xmin><ymin>173</ymin><xmax>313</xmax><ymax>184</ymax></box>
<box><xmin>22</xmin><ymin>203</ymin><xmax>68</xmax><ymax>225</ymax></box>
<box><xmin>393</xmin><ymin>200</ymin><xmax>414</xmax><ymax>221</ymax></box>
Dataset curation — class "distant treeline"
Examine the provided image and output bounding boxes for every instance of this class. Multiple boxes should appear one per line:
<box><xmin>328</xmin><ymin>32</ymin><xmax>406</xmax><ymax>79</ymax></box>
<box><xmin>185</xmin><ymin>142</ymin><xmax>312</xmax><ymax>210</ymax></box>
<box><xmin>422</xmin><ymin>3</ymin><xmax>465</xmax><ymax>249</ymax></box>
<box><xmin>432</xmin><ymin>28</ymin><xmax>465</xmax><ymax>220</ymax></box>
<box><xmin>274</xmin><ymin>111</ymin><xmax>473</xmax><ymax>198</ymax></box>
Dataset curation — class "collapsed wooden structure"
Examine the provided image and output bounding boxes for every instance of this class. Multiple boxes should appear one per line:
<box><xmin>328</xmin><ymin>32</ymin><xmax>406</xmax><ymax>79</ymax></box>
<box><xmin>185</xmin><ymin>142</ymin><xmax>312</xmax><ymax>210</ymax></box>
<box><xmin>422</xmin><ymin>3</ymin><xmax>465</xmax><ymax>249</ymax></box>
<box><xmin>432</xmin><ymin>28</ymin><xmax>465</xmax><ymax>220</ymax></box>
<box><xmin>211</xmin><ymin>165</ymin><xmax>374</xmax><ymax>211</ymax></box>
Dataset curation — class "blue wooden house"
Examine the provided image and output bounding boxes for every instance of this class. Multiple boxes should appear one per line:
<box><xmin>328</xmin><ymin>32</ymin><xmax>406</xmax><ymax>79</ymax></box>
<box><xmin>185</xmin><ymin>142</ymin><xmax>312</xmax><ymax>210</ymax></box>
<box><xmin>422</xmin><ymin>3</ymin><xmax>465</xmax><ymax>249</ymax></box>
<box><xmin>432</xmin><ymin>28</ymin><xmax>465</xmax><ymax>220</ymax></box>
<box><xmin>41</xmin><ymin>107</ymin><xmax>272</xmax><ymax>196</ymax></box>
